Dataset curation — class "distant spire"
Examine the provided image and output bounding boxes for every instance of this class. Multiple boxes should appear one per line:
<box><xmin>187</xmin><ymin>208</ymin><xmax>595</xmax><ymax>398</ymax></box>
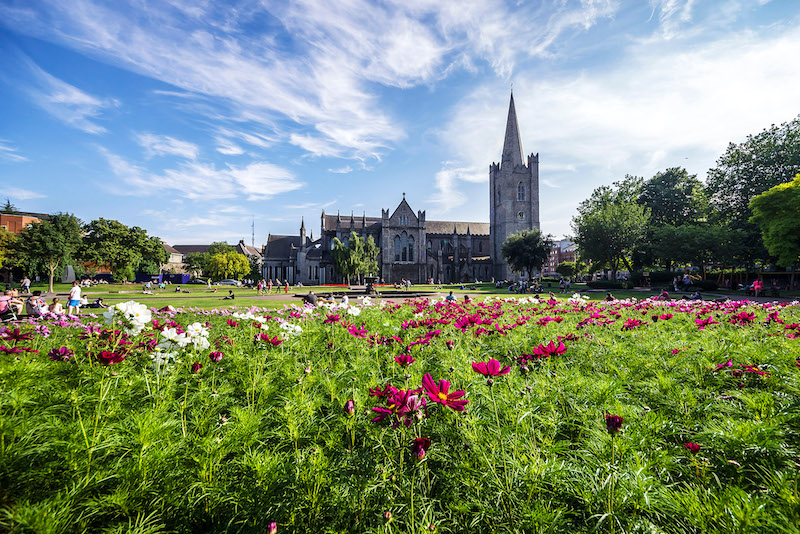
<box><xmin>502</xmin><ymin>92</ymin><xmax>524</xmax><ymax>168</ymax></box>
<box><xmin>300</xmin><ymin>217</ymin><xmax>305</xmax><ymax>231</ymax></box>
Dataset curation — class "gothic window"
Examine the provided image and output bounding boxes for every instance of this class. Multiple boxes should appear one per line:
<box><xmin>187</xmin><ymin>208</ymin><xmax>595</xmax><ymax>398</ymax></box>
<box><xmin>394</xmin><ymin>235</ymin><xmax>401</xmax><ymax>261</ymax></box>
<box><xmin>427</xmin><ymin>240</ymin><xmax>431</xmax><ymax>251</ymax></box>
<box><xmin>401</xmin><ymin>232</ymin><xmax>408</xmax><ymax>261</ymax></box>
<box><xmin>479</xmin><ymin>241</ymin><xmax>483</xmax><ymax>253</ymax></box>
<box><xmin>518</xmin><ymin>182</ymin><xmax>525</xmax><ymax>201</ymax></box>
<box><xmin>408</xmin><ymin>235</ymin><xmax>415</xmax><ymax>261</ymax></box>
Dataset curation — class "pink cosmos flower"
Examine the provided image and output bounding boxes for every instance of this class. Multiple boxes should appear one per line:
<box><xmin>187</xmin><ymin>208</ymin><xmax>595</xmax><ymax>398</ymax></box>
<box><xmin>209</xmin><ymin>351</ymin><xmax>224</xmax><ymax>362</ymax></box>
<box><xmin>191</xmin><ymin>362</ymin><xmax>203</xmax><ymax>373</ymax></box>
<box><xmin>412</xmin><ymin>437</ymin><xmax>431</xmax><ymax>460</ymax></box>
<box><xmin>96</xmin><ymin>350</ymin><xmax>126</xmax><ymax>365</ymax></box>
<box><xmin>713</xmin><ymin>359</ymin><xmax>733</xmax><ymax>372</ymax></box>
<box><xmin>605</xmin><ymin>414</ymin><xmax>623</xmax><ymax>435</ymax></box>
<box><xmin>395</xmin><ymin>354</ymin><xmax>415</xmax><ymax>366</ymax></box>
<box><xmin>226</xmin><ymin>319</ymin><xmax>239</xmax><ymax>327</ymax></box>
<box><xmin>344</xmin><ymin>399</ymin><xmax>355</xmax><ymax>416</ymax></box>
<box><xmin>267</xmin><ymin>521</ymin><xmax>277</xmax><ymax>534</ymax></box>
<box><xmin>532</xmin><ymin>340</ymin><xmax>567</xmax><ymax>358</ymax></box>
<box><xmin>695</xmin><ymin>315</ymin><xmax>719</xmax><ymax>329</ymax></box>
<box><xmin>48</xmin><ymin>346</ymin><xmax>73</xmax><ymax>362</ymax></box>
<box><xmin>683</xmin><ymin>442</ymin><xmax>701</xmax><ymax>454</ymax></box>
<box><xmin>421</xmin><ymin>374</ymin><xmax>469</xmax><ymax>411</ymax></box>
<box><xmin>471</xmin><ymin>358</ymin><xmax>511</xmax><ymax>376</ymax></box>
<box><xmin>324</xmin><ymin>314</ymin><xmax>340</xmax><ymax>324</ymax></box>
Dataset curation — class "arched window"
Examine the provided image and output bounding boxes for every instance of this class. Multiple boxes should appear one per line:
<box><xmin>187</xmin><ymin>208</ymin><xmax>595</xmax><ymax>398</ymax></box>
<box><xmin>479</xmin><ymin>241</ymin><xmax>483</xmax><ymax>253</ymax></box>
<box><xmin>427</xmin><ymin>240</ymin><xmax>431</xmax><ymax>250</ymax></box>
<box><xmin>518</xmin><ymin>182</ymin><xmax>525</xmax><ymax>201</ymax></box>
<box><xmin>394</xmin><ymin>235</ymin><xmax>401</xmax><ymax>261</ymax></box>
<box><xmin>401</xmin><ymin>231</ymin><xmax>408</xmax><ymax>261</ymax></box>
<box><xmin>408</xmin><ymin>235</ymin><xmax>415</xmax><ymax>261</ymax></box>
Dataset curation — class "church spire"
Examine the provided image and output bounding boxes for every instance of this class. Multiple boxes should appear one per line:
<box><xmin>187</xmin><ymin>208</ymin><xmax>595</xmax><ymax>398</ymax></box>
<box><xmin>502</xmin><ymin>92</ymin><xmax>524</xmax><ymax>168</ymax></box>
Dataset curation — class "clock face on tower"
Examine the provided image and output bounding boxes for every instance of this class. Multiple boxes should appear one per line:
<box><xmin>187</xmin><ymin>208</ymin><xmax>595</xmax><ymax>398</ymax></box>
<box><xmin>517</xmin><ymin>211</ymin><xmax>526</xmax><ymax>220</ymax></box>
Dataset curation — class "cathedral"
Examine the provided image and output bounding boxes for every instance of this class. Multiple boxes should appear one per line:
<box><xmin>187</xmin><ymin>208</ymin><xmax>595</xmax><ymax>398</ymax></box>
<box><xmin>262</xmin><ymin>93</ymin><xmax>540</xmax><ymax>285</ymax></box>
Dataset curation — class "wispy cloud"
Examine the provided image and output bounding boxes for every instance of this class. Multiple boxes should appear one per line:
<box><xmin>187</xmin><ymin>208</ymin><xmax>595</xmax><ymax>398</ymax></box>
<box><xmin>0</xmin><ymin>139</ymin><xmax>28</xmax><ymax>162</ymax></box>
<box><xmin>328</xmin><ymin>165</ymin><xmax>353</xmax><ymax>174</ymax></box>
<box><xmin>99</xmin><ymin>147</ymin><xmax>302</xmax><ymax>201</ymax></box>
<box><xmin>136</xmin><ymin>133</ymin><xmax>199</xmax><ymax>159</ymax></box>
<box><xmin>15</xmin><ymin>54</ymin><xmax>118</xmax><ymax>134</ymax></box>
<box><xmin>0</xmin><ymin>0</ymin><xmax>619</xmax><ymax>160</ymax></box>
<box><xmin>0</xmin><ymin>185</ymin><xmax>45</xmax><ymax>200</ymax></box>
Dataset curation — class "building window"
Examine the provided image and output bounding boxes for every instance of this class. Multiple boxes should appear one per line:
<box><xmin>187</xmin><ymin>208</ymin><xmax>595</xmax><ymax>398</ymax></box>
<box><xmin>408</xmin><ymin>235</ymin><xmax>414</xmax><ymax>262</ymax></box>
<box><xmin>518</xmin><ymin>182</ymin><xmax>525</xmax><ymax>201</ymax></box>
<box><xmin>401</xmin><ymin>232</ymin><xmax>408</xmax><ymax>261</ymax></box>
<box><xmin>427</xmin><ymin>240</ymin><xmax>431</xmax><ymax>250</ymax></box>
<box><xmin>394</xmin><ymin>235</ymin><xmax>401</xmax><ymax>261</ymax></box>
<box><xmin>479</xmin><ymin>241</ymin><xmax>482</xmax><ymax>253</ymax></box>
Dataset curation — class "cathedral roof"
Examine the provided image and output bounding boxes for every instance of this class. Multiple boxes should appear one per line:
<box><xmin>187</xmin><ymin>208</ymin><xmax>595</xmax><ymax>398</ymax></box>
<box><xmin>426</xmin><ymin>221</ymin><xmax>490</xmax><ymax>236</ymax></box>
<box><xmin>502</xmin><ymin>92</ymin><xmax>524</xmax><ymax>168</ymax></box>
<box><xmin>264</xmin><ymin>234</ymin><xmax>301</xmax><ymax>259</ymax></box>
<box><xmin>322</xmin><ymin>214</ymin><xmax>382</xmax><ymax>231</ymax></box>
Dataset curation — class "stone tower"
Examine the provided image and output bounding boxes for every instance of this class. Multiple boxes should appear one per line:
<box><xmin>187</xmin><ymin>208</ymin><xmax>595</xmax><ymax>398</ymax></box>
<box><xmin>489</xmin><ymin>92</ymin><xmax>539</xmax><ymax>281</ymax></box>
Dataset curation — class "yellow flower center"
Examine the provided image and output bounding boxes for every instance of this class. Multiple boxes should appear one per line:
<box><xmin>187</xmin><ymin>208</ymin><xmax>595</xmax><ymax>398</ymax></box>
<box><xmin>437</xmin><ymin>392</ymin><xmax>448</xmax><ymax>401</ymax></box>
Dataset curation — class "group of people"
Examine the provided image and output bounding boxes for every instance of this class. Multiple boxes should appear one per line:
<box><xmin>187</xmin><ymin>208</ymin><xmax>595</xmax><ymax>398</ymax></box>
<box><xmin>256</xmin><ymin>279</ymin><xmax>290</xmax><ymax>295</ymax></box>
<box><xmin>0</xmin><ymin>282</ymin><xmax>107</xmax><ymax>319</ymax></box>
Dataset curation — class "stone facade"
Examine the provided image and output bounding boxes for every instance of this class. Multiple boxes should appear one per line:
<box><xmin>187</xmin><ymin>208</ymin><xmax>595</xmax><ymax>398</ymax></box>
<box><xmin>263</xmin><ymin>93</ymin><xmax>537</xmax><ymax>285</ymax></box>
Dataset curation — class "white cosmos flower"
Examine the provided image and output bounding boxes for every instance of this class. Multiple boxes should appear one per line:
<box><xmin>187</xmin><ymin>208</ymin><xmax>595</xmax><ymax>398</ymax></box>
<box><xmin>347</xmin><ymin>306</ymin><xmax>361</xmax><ymax>316</ymax></box>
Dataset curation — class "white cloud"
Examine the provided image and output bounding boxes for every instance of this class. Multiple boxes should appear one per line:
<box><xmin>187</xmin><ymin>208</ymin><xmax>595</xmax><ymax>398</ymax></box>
<box><xmin>0</xmin><ymin>185</ymin><xmax>45</xmax><ymax>200</ymax></box>
<box><xmin>99</xmin><ymin>147</ymin><xmax>302</xmax><ymax>201</ymax></box>
<box><xmin>435</xmin><ymin>24</ymin><xmax>800</xmax><ymax>235</ymax></box>
<box><xmin>0</xmin><ymin>0</ymin><xmax>619</xmax><ymax>160</ymax></box>
<box><xmin>0</xmin><ymin>140</ymin><xmax>28</xmax><ymax>162</ymax></box>
<box><xmin>136</xmin><ymin>133</ymin><xmax>200</xmax><ymax>159</ymax></box>
<box><xmin>19</xmin><ymin>57</ymin><xmax>117</xmax><ymax>134</ymax></box>
<box><xmin>328</xmin><ymin>165</ymin><xmax>353</xmax><ymax>174</ymax></box>
<box><xmin>215</xmin><ymin>137</ymin><xmax>244</xmax><ymax>156</ymax></box>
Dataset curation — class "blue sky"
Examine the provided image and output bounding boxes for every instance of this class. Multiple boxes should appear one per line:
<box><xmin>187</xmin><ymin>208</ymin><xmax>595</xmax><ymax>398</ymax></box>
<box><xmin>1</xmin><ymin>0</ymin><xmax>799</xmax><ymax>246</ymax></box>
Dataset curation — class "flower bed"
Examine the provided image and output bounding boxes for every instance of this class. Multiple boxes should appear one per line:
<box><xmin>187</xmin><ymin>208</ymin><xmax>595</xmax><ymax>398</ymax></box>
<box><xmin>2</xmin><ymin>295</ymin><xmax>799</xmax><ymax>533</ymax></box>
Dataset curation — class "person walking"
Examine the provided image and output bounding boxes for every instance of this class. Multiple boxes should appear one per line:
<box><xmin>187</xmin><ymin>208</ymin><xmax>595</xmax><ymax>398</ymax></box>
<box><xmin>67</xmin><ymin>281</ymin><xmax>81</xmax><ymax>315</ymax></box>
<box><xmin>284</xmin><ymin>279</ymin><xmax>289</xmax><ymax>294</ymax></box>
<box><xmin>21</xmin><ymin>276</ymin><xmax>31</xmax><ymax>294</ymax></box>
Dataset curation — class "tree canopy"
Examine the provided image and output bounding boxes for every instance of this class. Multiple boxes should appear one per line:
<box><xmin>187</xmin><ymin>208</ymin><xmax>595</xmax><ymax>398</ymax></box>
<box><xmin>331</xmin><ymin>232</ymin><xmax>380</xmax><ymax>284</ymax></box>
<box><xmin>208</xmin><ymin>241</ymin><xmax>234</xmax><ymax>256</ymax></box>
<box><xmin>750</xmin><ymin>174</ymin><xmax>800</xmax><ymax>268</ymax></box>
<box><xmin>14</xmin><ymin>213</ymin><xmax>83</xmax><ymax>292</ymax></box>
<box><xmin>205</xmin><ymin>251</ymin><xmax>250</xmax><ymax>281</ymax></box>
<box><xmin>501</xmin><ymin>228</ymin><xmax>554</xmax><ymax>279</ymax></box>
<box><xmin>571</xmin><ymin>184</ymin><xmax>649</xmax><ymax>280</ymax></box>
<box><xmin>81</xmin><ymin>218</ymin><xmax>167</xmax><ymax>282</ymax></box>
<box><xmin>638</xmin><ymin>167</ymin><xmax>707</xmax><ymax>226</ymax></box>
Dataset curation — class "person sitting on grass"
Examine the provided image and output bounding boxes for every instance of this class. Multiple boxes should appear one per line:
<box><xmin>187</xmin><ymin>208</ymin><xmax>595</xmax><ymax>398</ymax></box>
<box><xmin>303</xmin><ymin>291</ymin><xmax>318</xmax><ymax>306</ymax></box>
<box><xmin>445</xmin><ymin>291</ymin><xmax>456</xmax><ymax>302</ymax></box>
<box><xmin>222</xmin><ymin>290</ymin><xmax>235</xmax><ymax>300</ymax></box>
<box><xmin>463</xmin><ymin>294</ymin><xmax>472</xmax><ymax>303</ymax></box>
<box><xmin>2</xmin><ymin>289</ymin><xmax>24</xmax><ymax>316</ymax></box>
<box><xmin>659</xmin><ymin>289</ymin><xmax>670</xmax><ymax>300</ymax></box>
<box><xmin>688</xmin><ymin>291</ymin><xmax>702</xmax><ymax>301</ymax></box>
<box><xmin>604</xmin><ymin>292</ymin><xmax>617</xmax><ymax>302</ymax></box>
<box><xmin>25</xmin><ymin>293</ymin><xmax>48</xmax><ymax>316</ymax></box>
<box><xmin>49</xmin><ymin>297</ymin><xmax>64</xmax><ymax>314</ymax></box>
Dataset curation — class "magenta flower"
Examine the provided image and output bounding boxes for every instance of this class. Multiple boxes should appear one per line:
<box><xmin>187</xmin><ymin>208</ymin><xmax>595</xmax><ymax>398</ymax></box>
<box><xmin>255</xmin><ymin>333</ymin><xmax>283</xmax><ymax>345</ymax></box>
<box><xmin>532</xmin><ymin>340</ymin><xmax>567</xmax><ymax>358</ymax></box>
<box><xmin>1</xmin><ymin>328</ymin><xmax>33</xmax><ymax>344</ymax></box>
<box><xmin>96</xmin><ymin>350</ymin><xmax>126</xmax><ymax>365</ymax></box>
<box><xmin>695</xmin><ymin>315</ymin><xmax>719</xmax><ymax>329</ymax></box>
<box><xmin>48</xmin><ymin>346</ymin><xmax>73</xmax><ymax>362</ymax></box>
<box><xmin>226</xmin><ymin>319</ymin><xmax>239</xmax><ymax>327</ymax></box>
<box><xmin>683</xmin><ymin>442</ymin><xmax>701</xmax><ymax>454</ymax></box>
<box><xmin>324</xmin><ymin>314</ymin><xmax>340</xmax><ymax>324</ymax></box>
<box><xmin>267</xmin><ymin>521</ymin><xmax>277</xmax><ymax>534</ymax></box>
<box><xmin>421</xmin><ymin>373</ymin><xmax>469</xmax><ymax>411</ymax></box>
<box><xmin>411</xmin><ymin>437</ymin><xmax>431</xmax><ymax>460</ymax></box>
<box><xmin>605</xmin><ymin>414</ymin><xmax>623</xmax><ymax>435</ymax></box>
<box><xmin>344</xmin><ymin>399</ymin><xmax>355</xmax><ymax>416</ymax></box>
<box><xmin>369</xmin><ymin>383</ymin><xmax>399</xmax><ymax>398</ymax></box>
<box><xmin>471</xmin><ymin>358</ymin><xmax>511</xmax><ymax>376</ymax></box>
<box><xmin>713</xmin><ymin>359</ymin><xmax>733</xmax><ymax>372</ymax></box>
<box><xmin>209</xmin><ymin>351</ymin><xmax>224</xmax><ymax>362</ymax></box>
<box><xmin>659</xmin><ymin>313</ymin><xmax>674</xmax><ymax>320</ymax></box>
<box><xmin>395</xmin><ymin>354</ymin><xmax>416</xmax><ymax>367</ymax></box>
<box><xmin>622</xmin><ymin>318</ymin><xmax>647</xmax><ymax>331</ymax></box>
<box><xmin>191</xmin><ymin>362</ymin><xmax>203</xmax><ymax>373</ymax></box>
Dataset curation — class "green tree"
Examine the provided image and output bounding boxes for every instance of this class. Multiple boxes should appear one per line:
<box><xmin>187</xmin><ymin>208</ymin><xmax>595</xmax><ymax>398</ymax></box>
<box><xmin>184</xmin><ymin>252</ymin><xmax>211</xmax><ymax>277</ymax></box>
<box><xmin>750</xmin><ymin>174</ymin><xmax>800</xmax><ymax>269</ymax></box>
<box><xmin>555</xmin><ymin>261</ymin><xmax>576</xmax><ymax>279</ymax></box>
<box><xmin>501</xmin><ymin>228</ymin><xmax>554</xmax><ymax>279</ymax></box>
<box><xmin>14</xmin><ymin>213</ymin><xmax>83</xmax><ymax>292</ymax></box>
<box><xmin>331</xmin><ymin>232</ymin><xmax>380</xmax><ymax>285</ymax></box>
<box><xmin>208</xmin><ymin>241</ymin><xmax>234</xmax><ymax>256</ymax></box>
<box><xmin>571</xmin><ymin>185</ymin><xmax>650</xmax><ymax>280</ymax></box>
<box><xmin>81</xmin><ymin>219</ymin><xmax>167</xmax><ymax>282</ymax></box>
<box><xmin>1</xmin><ymin>199</ymin><xmax>19</xmax><ymax>214</ymax></box>
<box><xmin>206</xmin><ymin>252</ymin><xmax>250</xmax><ymax>281</ymax></box>
<box><xmin>0</xmin><ymin>227</ymin><xmax>17</xmax><ymax>271</ymax></box>
<box><xmin>639</xmin><ymin>167</ymin><xmax>707</xmax><ymax>226</ymax></box>
<box><xmin>706</xmin><ymin>116</ymin><xmax>800</xmax><ymax>265</ymax></box>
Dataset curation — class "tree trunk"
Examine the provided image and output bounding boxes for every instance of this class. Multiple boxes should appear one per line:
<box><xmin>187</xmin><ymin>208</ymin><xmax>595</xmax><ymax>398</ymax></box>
<box><xmin>48</xmin><ymin>260</ymin><xmax>57</xmax><ymax>294</ymax></box>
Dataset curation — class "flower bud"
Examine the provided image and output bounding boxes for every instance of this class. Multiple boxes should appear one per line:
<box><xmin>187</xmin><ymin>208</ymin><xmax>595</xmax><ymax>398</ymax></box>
<box><xmin>344</xmin><ymin>399</ymin><xmax>355</xmax><ymax>416</ymax></box>
<box><xmin>267</xmin><ymin>521</ymin><xmax>278</xmax><ymax>534</ymax></box>
<box><xmin>191</xmin><ymin>362</ymin><xmax>202</xmax><ymax>373</ymax></box>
